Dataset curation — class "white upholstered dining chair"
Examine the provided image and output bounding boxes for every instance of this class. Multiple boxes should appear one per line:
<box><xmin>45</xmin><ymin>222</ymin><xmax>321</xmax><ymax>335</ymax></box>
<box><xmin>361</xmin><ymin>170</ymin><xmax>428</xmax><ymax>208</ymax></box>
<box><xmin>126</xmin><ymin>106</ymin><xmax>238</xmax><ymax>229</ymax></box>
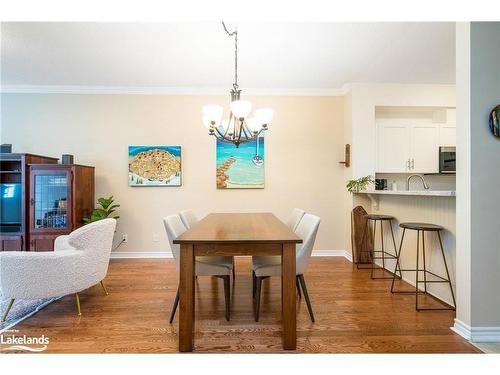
<box><xmin>0</xmin><ymin>218</ymin><xmax>116</xmax><ymax>321</ymax></box>
<box><xmin>179</xmin><ymin>209</ymin><xmax>236</xmax><ymax>280</ymax></box>
<box><xmin>179</xmin><ymin>209</ymin><xmax>198</xmax><ymax>229</ymax></box>
<box><xmin>163</xmin><ymin>214</ymin><xmax>234</xmax><ymax>322</ymax></box>
<box><xmin>286</xmin><ymin>208</ymin><xmax>306</xmax><ymax>231</ymax></box>
<box><xmin>252</xmin><ymin>213</ymin><xmax>320</xmax><ymax>322</ymax></box>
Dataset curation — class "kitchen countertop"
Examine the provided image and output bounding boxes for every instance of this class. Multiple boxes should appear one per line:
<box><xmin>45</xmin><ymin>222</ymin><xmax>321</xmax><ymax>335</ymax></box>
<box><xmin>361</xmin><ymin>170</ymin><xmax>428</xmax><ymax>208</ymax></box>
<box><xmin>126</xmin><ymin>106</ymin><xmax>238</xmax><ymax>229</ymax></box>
<box><xmin>355</xmin><ymin>190</ymin><xmax>456</xmax><ymax>197</ymax></box>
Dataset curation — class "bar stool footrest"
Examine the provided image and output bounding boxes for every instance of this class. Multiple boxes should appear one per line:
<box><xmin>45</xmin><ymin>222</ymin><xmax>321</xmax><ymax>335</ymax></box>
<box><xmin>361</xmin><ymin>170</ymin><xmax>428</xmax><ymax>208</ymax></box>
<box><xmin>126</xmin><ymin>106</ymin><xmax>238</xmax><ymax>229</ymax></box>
<box><xmin>395</xmin><ymin>269</ymin><xmax>449</xmax><ymax>282</ymax></box>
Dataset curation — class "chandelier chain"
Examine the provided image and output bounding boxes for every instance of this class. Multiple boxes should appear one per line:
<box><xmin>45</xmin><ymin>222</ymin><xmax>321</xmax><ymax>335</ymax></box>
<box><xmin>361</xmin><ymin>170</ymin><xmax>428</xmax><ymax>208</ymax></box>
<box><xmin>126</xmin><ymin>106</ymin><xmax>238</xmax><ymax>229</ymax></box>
<box><xmin>204</xmin><ymin>22</ymin><xmax>271</xmax><ymax>147</ymax></box>
<box><xmin>222</xmin><ymin>21</ymin><xmax>238</xmax><ymax>90</ymax></box>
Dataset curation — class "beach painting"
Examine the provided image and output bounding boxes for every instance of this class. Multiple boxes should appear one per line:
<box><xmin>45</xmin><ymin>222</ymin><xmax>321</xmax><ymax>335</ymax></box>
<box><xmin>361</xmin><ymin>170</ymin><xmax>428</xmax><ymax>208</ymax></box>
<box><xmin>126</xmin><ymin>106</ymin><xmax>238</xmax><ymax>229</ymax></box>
<box><xmin>216</xmin><ymin>136</ymin><xmax>265</xmax><ymax>189</ymax></box>
<box><xmin>128</xmin><ymin>146</ymin><xmax>181</xmax><ymax>186</ymax></box>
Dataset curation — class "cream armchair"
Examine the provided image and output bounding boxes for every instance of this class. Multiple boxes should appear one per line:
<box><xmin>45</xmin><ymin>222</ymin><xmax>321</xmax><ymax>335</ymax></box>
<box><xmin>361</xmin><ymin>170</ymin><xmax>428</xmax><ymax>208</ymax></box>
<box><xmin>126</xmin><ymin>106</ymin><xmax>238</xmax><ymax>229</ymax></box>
<box><xmin>0</xmin><ymin>218</ymin><xmax>116</xmax><ymax>321</ymax></box>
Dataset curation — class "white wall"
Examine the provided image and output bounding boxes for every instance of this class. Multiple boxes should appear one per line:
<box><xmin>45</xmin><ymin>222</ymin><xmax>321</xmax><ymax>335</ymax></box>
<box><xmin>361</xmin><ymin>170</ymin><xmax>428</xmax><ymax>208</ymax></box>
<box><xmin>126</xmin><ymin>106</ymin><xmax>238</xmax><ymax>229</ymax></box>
<box><xmin>455</xmin><ymin>22</ymin><xmax>472</xmax><ymax>329</ymax></box>
<box><xmin>454</xmin><ymin>23</ymin><xmax>500</xmax><ymax>341</ymax></box>
<box><xmin>469</xmin><ymin>22</ymin><xmax>500</xmax><ymax>330</ymax></box>
<box><xmin>0</xmin><ymin>94</ymin><xmax>346</xmax><ymax>254</ymax></box>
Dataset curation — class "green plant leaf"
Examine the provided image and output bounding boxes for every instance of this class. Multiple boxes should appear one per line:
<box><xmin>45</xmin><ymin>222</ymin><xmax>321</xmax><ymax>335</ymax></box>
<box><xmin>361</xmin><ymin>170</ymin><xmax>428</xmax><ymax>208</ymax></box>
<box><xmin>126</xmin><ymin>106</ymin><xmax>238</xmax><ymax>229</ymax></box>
<box><xmin>84</xmin><ymin>196</ymin><xmax>119</xmax><ymax>225</ymax></box>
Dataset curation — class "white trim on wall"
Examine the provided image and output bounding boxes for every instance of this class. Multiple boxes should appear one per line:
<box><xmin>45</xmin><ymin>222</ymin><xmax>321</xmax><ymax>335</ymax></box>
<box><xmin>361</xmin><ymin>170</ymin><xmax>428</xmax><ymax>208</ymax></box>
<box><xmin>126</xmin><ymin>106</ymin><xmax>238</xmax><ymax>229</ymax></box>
<box><xmin>110</xmin><ymin>249</ymin><xmax>352</xmax><ymax>260</ymax></box>
<box><xmin>0</xmin><ymin>84</ymin><xmax>352</xmax><ymax>97</ymax></box>
<box><xmin>452</xmin><ymin>319</ymin><xmax>500</xmax><ymax>343</ymax></box>
<box><xmin>110</xmin><ymin>251</ymin><xmax>173</xmax><ymax>259</ymax></box>
<box><xmin>451</xmin><ymin>319</ymin><xmax>472</xmax><ymax>340</ymax></box>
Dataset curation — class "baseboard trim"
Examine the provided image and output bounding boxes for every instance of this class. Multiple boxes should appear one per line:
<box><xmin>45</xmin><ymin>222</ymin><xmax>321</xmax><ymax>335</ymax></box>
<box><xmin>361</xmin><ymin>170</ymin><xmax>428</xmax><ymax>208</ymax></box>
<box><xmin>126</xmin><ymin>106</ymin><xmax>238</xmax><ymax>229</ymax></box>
<box><xmin>451</xmin><ymin>319</ymin><xmax>472</xmax><ymax>340</ymax></box>
<box><xmin>111</xmin><ymin>250</ymin><xmax>352</xmax><ymax>261</ymax></box>
<box><xmin>111</xmin><ymin>251</ymin><xmax>173</xmax><ymax>259</ymax></box>
<box><xmin>451</xmin><ymin>319</ymin><xmax>500</xmax><ymax>343</ymax></box>
<box><xmin>312</xmin><ymin>250</ymin><xmax>352</xmax><ymax>262</ymax></box>
<box><xmin>471</xmin><ymin>326</ymin><xmax>500</xmax><ymax>343</ymax></box>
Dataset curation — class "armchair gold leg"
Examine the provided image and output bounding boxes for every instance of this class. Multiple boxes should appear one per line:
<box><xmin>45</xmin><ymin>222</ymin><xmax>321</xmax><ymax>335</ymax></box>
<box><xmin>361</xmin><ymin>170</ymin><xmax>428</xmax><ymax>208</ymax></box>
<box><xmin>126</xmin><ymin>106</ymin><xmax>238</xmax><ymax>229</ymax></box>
<box><xmin>75</xmin><ymin>293</ymin><xmax>82</xmax><ymax>316</ymax></box>
<box><xmin>100</xmin><ymin>280</ymin><xmax>109</xmax><ymax>296</ymax></box>
<box><xmin>2</xmin><ymin>298</ymin><xmax>15</xmax><ymax>322</ymax></box>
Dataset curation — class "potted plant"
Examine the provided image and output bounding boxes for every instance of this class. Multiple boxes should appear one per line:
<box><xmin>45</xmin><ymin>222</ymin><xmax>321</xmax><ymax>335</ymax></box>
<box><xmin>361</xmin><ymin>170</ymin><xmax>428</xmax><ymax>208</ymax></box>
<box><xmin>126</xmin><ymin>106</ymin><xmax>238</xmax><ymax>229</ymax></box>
<box><xmin>83</xmin><ymin>196</ymin><xmax>120</xmax><ymax>224</ymax></box>
<box><xmin>346</xmin><ymin>175</ymin><xmax>374</xmax><ymax>193</ymax></box>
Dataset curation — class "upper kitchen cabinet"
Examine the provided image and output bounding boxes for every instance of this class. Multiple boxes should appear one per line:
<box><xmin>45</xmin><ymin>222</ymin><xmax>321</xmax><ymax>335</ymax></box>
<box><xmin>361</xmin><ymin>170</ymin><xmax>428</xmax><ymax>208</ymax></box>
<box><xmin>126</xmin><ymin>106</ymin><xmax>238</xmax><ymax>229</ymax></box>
<box><xmin>410</xmin><ymin>124</ymin><xmax>440</xmax><ymax>173</ymax></box>
<box><xmin>438</xmin><ymin>109</ymin><xmax>456</xmax><ymax>146</ymax></box>
<box><xmin>377</xmin><ymin>120</ymin><xmax>412</xmax><ymax>173</ymax></box>
<box><xmin>376</xmin><ymin>107</ymin><xmax>455</xmax><ymax>174</ymax></box>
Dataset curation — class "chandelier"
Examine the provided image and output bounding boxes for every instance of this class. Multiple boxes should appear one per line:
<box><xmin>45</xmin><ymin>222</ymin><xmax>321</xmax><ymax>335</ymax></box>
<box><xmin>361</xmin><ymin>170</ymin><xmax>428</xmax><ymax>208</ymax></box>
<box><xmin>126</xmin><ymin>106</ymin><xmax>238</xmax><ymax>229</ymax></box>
<box><xmin>202</xmin><ymin>22</ymin><xmax>274</xmax><ymax>148</ymax></box>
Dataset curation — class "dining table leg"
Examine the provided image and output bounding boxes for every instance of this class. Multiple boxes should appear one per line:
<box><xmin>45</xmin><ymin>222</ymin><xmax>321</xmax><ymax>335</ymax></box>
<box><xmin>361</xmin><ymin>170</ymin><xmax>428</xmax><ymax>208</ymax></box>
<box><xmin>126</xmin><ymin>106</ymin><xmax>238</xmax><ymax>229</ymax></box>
<box><xmin>179</xmin><ymin>243</ymin><xmax>195</xmax><ymax>352</ymax></box>
<box><xmin>282</xmin><ymin>242</ymin><xmax>297</xmax><ymax>350</ymax></box>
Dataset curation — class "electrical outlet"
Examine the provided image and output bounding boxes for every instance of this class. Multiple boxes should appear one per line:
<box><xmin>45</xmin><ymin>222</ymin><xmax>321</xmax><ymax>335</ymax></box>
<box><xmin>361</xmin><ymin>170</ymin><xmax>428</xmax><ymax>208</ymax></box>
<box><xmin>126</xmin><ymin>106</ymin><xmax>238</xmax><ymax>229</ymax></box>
<box><xmin>153</xmin><ymin>234</ymin><xmax>159</xmax><ymax>242</ymax></box>
<box><xmin>122</xmin><ymin>234</ymin><xmax>128</xmax><ymax>243</ymax></box>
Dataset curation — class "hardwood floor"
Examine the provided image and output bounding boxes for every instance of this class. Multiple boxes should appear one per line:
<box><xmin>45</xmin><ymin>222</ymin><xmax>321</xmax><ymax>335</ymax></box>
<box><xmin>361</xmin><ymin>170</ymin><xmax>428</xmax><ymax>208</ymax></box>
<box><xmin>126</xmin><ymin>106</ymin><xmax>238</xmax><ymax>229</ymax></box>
<box><xmin>8</xmin><ymin>257</ymin><xmax>479</xmax><ymax>353</ymax></box>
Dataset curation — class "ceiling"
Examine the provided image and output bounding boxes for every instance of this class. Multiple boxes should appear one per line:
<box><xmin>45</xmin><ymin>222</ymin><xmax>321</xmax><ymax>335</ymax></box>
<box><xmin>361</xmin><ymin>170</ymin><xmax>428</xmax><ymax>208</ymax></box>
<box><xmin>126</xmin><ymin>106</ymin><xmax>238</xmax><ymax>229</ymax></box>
<box><xmin>0</xmin><ymin>22</ymin><xmax>455</xmax><ymax>91</ymax></box>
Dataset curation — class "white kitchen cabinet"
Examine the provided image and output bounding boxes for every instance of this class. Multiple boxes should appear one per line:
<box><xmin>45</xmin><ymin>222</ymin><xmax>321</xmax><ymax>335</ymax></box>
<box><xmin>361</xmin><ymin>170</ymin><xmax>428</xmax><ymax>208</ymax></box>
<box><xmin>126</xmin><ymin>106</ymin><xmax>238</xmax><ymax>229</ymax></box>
<box><xmin>439</xmin><ymin>125</ymin><xmax>456</xmax><ymax>146</ymax></box>
<box><xmin>377</xmin><ymin>119</ymin><xmax>411</xmax><ymax>173</ymax></box>
<box><xmin>377</xmin><ymin>120</ymin><xmax>441</xmax><ymax>173</ymax></box>
<box><xmin>439</xmin><ymin>109</ymin><xmax>456</xmax><ymax>146</ymax></box>
<box><xmin>376</xmin><ymin>121</ymin><xmax>412</xmax><ymax>173</ymax></box>
<box><xmin>411</xmin><ymin>125</ymin><xmax>440</xmax><ymax>173</ymax></box>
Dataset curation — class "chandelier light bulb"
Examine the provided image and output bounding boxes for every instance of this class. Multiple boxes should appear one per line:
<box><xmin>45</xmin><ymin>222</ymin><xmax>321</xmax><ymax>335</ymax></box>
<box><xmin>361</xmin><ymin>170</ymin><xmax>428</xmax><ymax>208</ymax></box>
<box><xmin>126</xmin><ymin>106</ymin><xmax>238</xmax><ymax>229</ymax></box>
<box><xmin>254</xmin><ymin>108</ymin><xmax>274</xmax><ymax>125</ymax></box>
<box><xmin>202</xmin><ymin>115</ymin><xmax>213</xmax><ymax>129</ymax></box>
<box><xmin>202</xmin><ymin>104</ymin><xmax>224</xmax><ymax>124</ymax></box>
<box><xmin>230</xmin><ymin>100</ymin><xmax>252</xmax><ymax>120</ymax></box>
<box><xmin>245</xmin><ymin>117</ymin><xmax>261</xmax><ymax>133</ymax></box>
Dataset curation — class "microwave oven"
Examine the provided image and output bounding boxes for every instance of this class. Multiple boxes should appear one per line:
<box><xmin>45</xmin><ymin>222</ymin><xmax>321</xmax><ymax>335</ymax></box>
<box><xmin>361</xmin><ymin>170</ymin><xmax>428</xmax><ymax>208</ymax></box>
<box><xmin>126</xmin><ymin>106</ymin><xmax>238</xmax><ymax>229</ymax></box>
<box><xmin>439</xmin><ymin>146</ymin><xmax>456</xmax><ymax>174</ymax></box>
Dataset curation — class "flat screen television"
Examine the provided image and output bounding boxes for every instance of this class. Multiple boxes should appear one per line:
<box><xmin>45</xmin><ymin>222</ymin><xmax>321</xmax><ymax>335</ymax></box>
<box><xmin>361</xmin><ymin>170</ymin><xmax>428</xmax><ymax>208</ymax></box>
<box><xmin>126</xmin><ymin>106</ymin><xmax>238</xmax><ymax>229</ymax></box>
<box><xmin>1</xmin><ymin>183</ymin><xmax>22</xmax><ymax>225</ymax></box>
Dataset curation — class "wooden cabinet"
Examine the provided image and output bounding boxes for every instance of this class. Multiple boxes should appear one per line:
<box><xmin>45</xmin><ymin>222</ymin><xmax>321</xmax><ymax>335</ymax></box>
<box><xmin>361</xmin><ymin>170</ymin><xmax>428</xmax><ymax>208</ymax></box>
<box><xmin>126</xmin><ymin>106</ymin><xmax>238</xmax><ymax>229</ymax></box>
<box><xmin>28</xmin><ymin>164</ymin><xmax>94</xmax><ymax>251</ymax></box>
<box><xmin>0</xmin><ymin>153</ymin><xmax>59</xmax><ymax>251</ymax></box>
<box><xmin>0</xmin><ymin>235</ymin><xmax>24</xmax><ymax>251</ymax></box>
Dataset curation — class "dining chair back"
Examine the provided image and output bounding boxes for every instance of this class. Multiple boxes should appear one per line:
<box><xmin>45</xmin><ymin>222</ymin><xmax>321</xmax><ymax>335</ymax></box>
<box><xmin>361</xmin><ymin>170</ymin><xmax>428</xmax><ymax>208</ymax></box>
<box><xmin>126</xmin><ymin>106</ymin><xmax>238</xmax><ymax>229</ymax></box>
<box><xmin>163</xmin><ymin>214</ymin><xmax>233</xmax><ymax>322</ymax></box>
<box><xmin>179</xmin><ymin>210</ymin><xmax>198</xmax><ymax>229</ymax></box>
<box><xmin>286</xmin><ymin>208</ymin><xmax>306</xmax><ymax>231</ymax></box>
<box><xmin>251</xmin><ymin>213</ymin><xmax>320</xmax><ymax>322</ymax></box>
<box><xmin>295</xmin><ymin>213</ymin><xmax>321</xmax><ymax>276</ymax></box>
<box><xmin>163</xmin><ymin>215</ymin><xmax>187</xmax><ymax>271</ymax></box>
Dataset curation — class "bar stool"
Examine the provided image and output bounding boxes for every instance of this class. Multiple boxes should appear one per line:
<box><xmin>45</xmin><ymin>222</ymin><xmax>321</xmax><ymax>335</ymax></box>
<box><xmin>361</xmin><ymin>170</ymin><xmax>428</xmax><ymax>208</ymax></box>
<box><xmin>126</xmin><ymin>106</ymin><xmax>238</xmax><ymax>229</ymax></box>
<box><xmin>391</xmin><ymin>222</ymin><xmax>456</xmax><ymax>311</ymax></box>
<box><xmin>357</xmin><ymin>214</ymin><xmax>401</xmax><ymax>280</ymax></box>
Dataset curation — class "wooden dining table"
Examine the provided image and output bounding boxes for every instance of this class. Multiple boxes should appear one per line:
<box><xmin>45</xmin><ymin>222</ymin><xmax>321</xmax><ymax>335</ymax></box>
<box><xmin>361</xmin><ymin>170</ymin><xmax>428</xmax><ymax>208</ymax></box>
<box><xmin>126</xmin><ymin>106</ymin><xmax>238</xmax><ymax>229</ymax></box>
<box><xmin>173</xmin><ymin>212</ymin><xmax>303</xmax><ymax>352</ymax></box>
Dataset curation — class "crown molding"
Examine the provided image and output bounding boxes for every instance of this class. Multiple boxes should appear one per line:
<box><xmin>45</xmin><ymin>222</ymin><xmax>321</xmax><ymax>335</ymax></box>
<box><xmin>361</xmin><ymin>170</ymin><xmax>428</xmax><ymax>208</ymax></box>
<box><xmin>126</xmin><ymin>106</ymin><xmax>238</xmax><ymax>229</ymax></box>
<box><xmin>0</xmin><ymin>84</ymin><xmax>351</xmax><ymax>97</ymax></box>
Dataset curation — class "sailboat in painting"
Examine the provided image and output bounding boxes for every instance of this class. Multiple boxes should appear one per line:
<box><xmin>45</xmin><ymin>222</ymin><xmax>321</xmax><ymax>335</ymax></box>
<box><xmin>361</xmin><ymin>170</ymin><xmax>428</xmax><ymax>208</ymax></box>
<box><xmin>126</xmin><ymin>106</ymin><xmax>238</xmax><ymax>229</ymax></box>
<box><xmin>252</xmin><ymin>136</ymin><xmax>264</xmax><ymax>166</ymax></box>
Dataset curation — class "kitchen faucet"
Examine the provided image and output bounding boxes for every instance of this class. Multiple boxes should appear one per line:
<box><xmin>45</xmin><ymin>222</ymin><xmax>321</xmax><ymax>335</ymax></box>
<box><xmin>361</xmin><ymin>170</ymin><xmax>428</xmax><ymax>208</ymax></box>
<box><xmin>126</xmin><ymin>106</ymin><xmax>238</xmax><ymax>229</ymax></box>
<box><xmin>406</xmin><ymin>174</ymin><xmax>429</xmax><ymax>190</ymax></box>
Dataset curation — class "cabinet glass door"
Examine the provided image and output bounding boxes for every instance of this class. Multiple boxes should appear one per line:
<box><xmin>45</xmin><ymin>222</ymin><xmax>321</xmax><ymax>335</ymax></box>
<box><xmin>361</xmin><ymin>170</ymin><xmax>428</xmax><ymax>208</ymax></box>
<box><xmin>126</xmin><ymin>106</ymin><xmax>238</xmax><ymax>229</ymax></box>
<box><xmin>32</xmin><ymin>171</ymin><xmax>71</xmax><ymax>230</ymax></box>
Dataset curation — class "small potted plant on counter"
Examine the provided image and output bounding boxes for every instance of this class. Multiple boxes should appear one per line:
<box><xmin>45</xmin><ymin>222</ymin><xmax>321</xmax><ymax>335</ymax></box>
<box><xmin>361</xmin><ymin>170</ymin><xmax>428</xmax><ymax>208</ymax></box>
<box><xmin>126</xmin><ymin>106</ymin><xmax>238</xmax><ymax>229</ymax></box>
<box><xmin>346</xmin><ymin>175</ymin><xmax>374</xmax><ymax>193</ymax></box>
